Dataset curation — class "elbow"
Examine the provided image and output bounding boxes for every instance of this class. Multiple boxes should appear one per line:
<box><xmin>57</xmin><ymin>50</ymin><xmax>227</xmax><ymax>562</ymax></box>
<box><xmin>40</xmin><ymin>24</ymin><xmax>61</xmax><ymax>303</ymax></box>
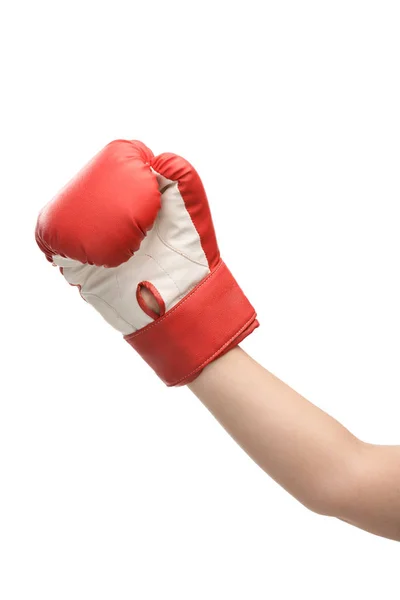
<box><xmin>293</xmin><ymin>442</ymin><xmax>400</xmax><ymax>542</ymax></box>
<box><xmin>299</xmin><ymin>483</ymin><xmax>343</xmax><ymax>517</ymax></box>
<box><xmin>299</xmin><ymin>442</ymin><xmax>367</xmax><ymax>518</ymax></box>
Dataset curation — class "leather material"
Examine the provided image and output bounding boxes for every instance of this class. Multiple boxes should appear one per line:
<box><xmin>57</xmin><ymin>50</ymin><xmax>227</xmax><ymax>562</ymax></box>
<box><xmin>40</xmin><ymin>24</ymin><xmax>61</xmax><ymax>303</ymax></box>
<box><xmin>125</xmin><ymin>261</ymin><xmax>258</xmax><ymax>386</ymax></box>
<box><xmin>36</xmin><ymin>140</ymin><xmax>159</xmax><ymax>267</ymax></box>
<box><xmin>36</xmin><ymin>139</ymin><xmax>259</xmax><ymax>385</ymax></box>
<box><xmin>151</xmin><ymin>153</ymin><xmax>220</xmax><ymax>270</ymax></box>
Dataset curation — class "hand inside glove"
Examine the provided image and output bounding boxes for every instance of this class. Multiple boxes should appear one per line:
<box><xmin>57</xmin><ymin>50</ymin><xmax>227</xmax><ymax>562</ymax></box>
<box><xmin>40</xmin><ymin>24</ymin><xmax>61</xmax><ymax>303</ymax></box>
<box><xmin>36</xmin><ymin>140</ymin><xmax>258</xmax><ymax>385</ymax></box>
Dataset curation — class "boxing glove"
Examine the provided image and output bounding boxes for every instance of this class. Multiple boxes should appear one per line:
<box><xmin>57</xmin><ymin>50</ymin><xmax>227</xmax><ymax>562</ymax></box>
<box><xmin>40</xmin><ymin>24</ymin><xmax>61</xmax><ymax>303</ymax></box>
<box><xmin>35</xmin><ymin>140</ymin><xmax>258</xmax><ymax>386</ymax></box>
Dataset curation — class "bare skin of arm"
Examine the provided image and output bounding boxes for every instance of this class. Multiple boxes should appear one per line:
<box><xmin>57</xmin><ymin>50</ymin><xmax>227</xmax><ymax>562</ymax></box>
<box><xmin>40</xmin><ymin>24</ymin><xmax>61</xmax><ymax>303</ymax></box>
<box><xmin>189</xmin><ymin>348</ymin><xmax>400</xmax><ymax>542</ymax></box>
<box><xmin>142</xmin><ymin>288</ymin><xmax>400</xmax><ymax>541</ymax></box>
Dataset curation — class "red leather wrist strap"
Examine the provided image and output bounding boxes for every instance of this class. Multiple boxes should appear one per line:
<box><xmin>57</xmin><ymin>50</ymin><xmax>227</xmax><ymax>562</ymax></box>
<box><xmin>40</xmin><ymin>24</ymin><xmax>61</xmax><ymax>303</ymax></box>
<box><xmin>124</xmin><ymin>260</ymin><xmax>258</xmax><ymax>386</ymax></box>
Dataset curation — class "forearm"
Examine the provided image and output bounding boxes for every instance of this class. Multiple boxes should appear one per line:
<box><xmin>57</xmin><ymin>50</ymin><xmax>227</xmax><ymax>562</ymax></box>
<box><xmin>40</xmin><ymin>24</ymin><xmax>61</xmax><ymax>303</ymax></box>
<box><xmin>189</xmin><ymin>347</ymin><xmax>400</xmax><ymax>541</ymax></box>
<box><xmin>189</xmin><ymin>347</ymin><xmax>358</xmax><ymax>512</ymax></box>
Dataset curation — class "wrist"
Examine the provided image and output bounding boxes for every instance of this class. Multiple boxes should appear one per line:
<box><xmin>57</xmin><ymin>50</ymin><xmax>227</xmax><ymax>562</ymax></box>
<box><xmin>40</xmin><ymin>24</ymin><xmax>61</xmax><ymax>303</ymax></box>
<box><xmin>125</xmin><ymin>261</ymin><xmax>258</xmax><ymax>386</ymax></box>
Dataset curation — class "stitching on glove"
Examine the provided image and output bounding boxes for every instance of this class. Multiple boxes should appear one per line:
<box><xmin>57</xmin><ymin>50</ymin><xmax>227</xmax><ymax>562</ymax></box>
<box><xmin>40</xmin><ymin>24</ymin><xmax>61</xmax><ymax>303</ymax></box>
<box><xmin>142</xmin><ymin>252</ymin><xmax>182</xmax><ymax>296</ymax></box>
<box><xmin>82</xmin><ymin>292</ymin><xmax>136</xmax><ymax>331</ymax></box>
<box><xmin>115</xmin><ymin>272</ymin><xmax>123</xmax><ymax>301</ymax></box>
<box><xmin>155</xmin><ymin>222</ymin><xmax>209</xmax><ymax>268</ymax></box>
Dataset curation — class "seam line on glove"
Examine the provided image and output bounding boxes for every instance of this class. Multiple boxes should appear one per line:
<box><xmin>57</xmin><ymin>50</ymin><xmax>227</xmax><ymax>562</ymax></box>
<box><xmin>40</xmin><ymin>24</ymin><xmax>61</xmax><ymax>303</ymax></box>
<box><xmin>82</xmin><ymin>292</ymin><xmax>135</xmax><ymax>330</ymax></box>
<box><xmin>155</xmin><ymin>223</ymin><xmax>209</xmax><ymax>268</ymax></box>
<box><xmin>142</xmin><ymin>253</ymin><xmax>182</xmax><ymax>297</ymax></box>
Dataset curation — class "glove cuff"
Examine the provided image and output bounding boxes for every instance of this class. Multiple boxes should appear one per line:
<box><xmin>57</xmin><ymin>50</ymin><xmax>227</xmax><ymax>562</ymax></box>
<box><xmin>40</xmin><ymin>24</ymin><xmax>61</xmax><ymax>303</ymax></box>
<box><xmin>124</xmin><ymin>260</ymin><xmax>258</xmax><ymax>386</ymax></box>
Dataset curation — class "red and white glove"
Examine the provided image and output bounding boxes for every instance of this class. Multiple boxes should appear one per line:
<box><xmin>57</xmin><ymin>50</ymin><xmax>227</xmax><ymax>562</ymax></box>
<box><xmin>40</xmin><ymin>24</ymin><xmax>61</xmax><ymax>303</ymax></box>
<box><xmin>35</xmin><ymin>140</ymin><xmax>258</xmax><ymax>386</ymax></box>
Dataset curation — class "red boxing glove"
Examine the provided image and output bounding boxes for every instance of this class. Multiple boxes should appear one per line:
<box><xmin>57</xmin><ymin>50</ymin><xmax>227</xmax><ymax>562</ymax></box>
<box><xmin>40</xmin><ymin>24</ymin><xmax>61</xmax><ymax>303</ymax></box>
<box><xmin>36</xmin><ymin>140</ymin><xmax>258</xmax><ymax>385</ymax></box>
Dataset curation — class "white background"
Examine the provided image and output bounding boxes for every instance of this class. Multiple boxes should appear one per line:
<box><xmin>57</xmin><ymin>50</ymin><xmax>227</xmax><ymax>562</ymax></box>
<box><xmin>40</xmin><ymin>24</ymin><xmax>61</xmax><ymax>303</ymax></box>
<box><xmin>1</xmin><ymin>1</ymin><xmax>399</xmax><ymax>598</ymax></box>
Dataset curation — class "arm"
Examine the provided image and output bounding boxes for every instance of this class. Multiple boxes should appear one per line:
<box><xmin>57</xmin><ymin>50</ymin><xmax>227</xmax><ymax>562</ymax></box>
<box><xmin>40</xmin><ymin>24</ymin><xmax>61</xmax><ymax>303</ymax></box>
<box><xmin>37</xmin><ymin>140</ymin><xmax>399</xmax><ymax>542</ymax></box>
<box><xmin>189</xmin><ymin>347</ymin><xmax>400</xmax><ymax>542</ymax></box>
